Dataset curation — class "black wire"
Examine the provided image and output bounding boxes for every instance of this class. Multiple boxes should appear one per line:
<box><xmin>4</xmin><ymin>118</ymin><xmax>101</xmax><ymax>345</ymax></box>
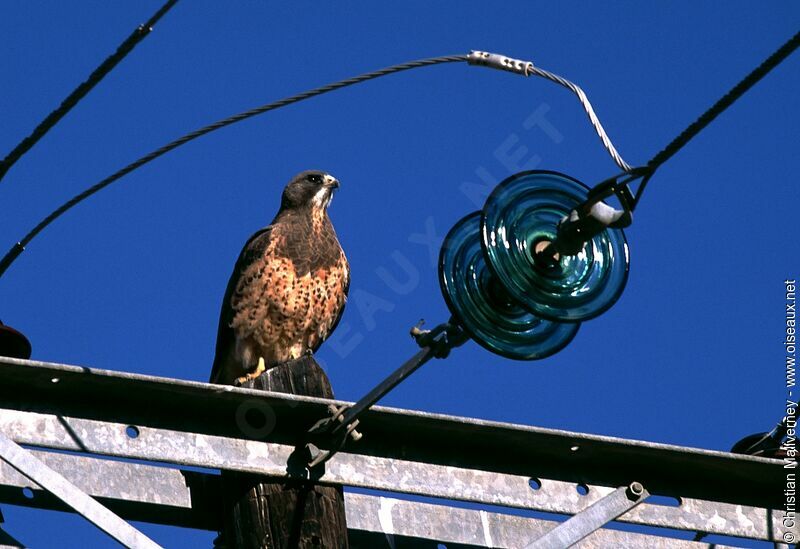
<box><xmin>0</xmin><ymin>0</ymin><xmax>180</xmax><ymax>183</ymax></box>
<box><xmin>3</xmin><ymin>26</ymin><xmax>798</xmax><ymax>276</ymax></box>
<box><xmin>646</xmin><ymin>29</ymin><xmax>800</xmax><ymax>172</ymax></box>
<box><xmin>625</xmin><ymin>29</ymin><xmax>800</xmax><ymax>211</ymax></box>
<box><xmin>0</xmin><ymin>54</ymin><xmax>467</xmax><ymax>278</ymax></box>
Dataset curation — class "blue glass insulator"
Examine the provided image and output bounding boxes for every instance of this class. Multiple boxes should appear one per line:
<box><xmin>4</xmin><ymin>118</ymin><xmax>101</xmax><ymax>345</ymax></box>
<box><xmin>482</xmin><ymin>170</ymin><xmax>629</xmax><ymax>322</ymax></box>
<box><xmin>439</xmin><ymin>211</ymin><xmax>579</xmax><ymax>360</ymax></box>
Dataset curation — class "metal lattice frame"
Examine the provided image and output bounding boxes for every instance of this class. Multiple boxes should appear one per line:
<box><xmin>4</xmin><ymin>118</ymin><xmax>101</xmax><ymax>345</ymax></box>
<box><xmin>0</xmin><ymin>357</ymin><xmax>793</xmax><ymax>547</ymax></box>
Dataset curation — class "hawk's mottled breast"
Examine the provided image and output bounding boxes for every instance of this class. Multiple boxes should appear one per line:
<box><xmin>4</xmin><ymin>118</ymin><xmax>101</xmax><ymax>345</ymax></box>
<box><xmin>211</xmin><ymin>171</ymin><xmax>349</xmax><ymax>385</ymax></box>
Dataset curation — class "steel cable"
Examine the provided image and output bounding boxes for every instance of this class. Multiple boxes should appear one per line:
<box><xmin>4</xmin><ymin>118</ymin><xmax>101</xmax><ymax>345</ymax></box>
<box><xmin>0</xmin><ymin>0</ymin><xmax>180</xmax><ymax>183</ymax></box>
<box><xmin>526</xmin><ymin>64</ymin><xmax>634</xmax><ymax>172</ymax></box>
<box><xmin>646</xmin><ymin>29</ymin><xmax>800</xmax><ymax>171</ymax></box>
<box><xmin>2</xmin><ymin>29</ymin><xmax>797</xmax><ymax>277</ymax></box>
<box><xmin>0</xmin><ymin>55</ymin><xmax>467</xmax><ymax>277</ymax></box>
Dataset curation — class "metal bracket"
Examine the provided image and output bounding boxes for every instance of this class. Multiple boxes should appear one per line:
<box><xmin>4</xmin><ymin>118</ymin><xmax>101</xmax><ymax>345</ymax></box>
<box><xmin>306</xmin><ymin>403</ymin><xmax>364</xmax><ymax>468</ymax></box>
<box><xmin>305</xmin><ymin>319</ymin><xmax>467</xmax><ymax>468</ymax></box>
<box><xmin>525</xmin><ymin>482</ymin><xmax>650</xmax><ymax>548</ymax></box>
<box><xmin>537</xmin><ymin>169</ymin><xmax>649</xmax><ymax>262</ymax></box>
<box><xmin>0</xmin><ymin>429</ymin><xmax>161</xmax><ymax>549</ymax></box>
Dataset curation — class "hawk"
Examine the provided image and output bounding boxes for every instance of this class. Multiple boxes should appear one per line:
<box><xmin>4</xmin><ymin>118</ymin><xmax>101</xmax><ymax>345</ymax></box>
<box><xmin>210</xmin><ymin>170</ymin><xmax>349</xmax><ymax>386</ymax></box>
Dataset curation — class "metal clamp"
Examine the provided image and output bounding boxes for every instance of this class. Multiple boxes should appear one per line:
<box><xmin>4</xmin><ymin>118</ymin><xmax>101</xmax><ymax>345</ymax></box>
<box><xmin>468</xmin><ymin>50</ymin><xmax>533</xmax><ymax>76</ymax></box>
<box><xmin>537</xmin><ymin>169</ymin><xmax>649</xmax><ymax>262</ymax></box>
<box><xmin>410</xmin><ymin>318</ymin><xmax>468</xmax><ymax>359</ymax></box>
<box><xmin>304</xmin><ymin>319</ymin><xmax>468</xmax><ymax>470</ymax></box>
<box><xmin>306</xmin><ymin>404</ymin><xmax>364</xmax><ymax>468</ymax></box>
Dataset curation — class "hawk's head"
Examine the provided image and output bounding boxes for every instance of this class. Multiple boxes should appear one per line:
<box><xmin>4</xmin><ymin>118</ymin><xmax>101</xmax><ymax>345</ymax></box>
<box><xmin>281</xmin><ymin>170</ymin><xmax>340</xmax><ymax>211</ymax></box>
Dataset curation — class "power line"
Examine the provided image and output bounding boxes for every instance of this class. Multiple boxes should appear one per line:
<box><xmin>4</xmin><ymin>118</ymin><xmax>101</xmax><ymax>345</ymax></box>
<box><xmin>647</xmin><ymin>29</ymin><xmax>800</xmax><ymax>172</ymax></box>
<box><xmin>0</xmin><ymin>55</ymin><xmax>468</xmax><ymax>278</ymax></box>
<box><xmin>0</xmin><ymin>51</ymin><xmax>637</xmax><ymax>278</ymax></box>
<box><xmin>0</xmin><ymin>0</ymin><xmax>180</xmax><ymax>183</ymax></box>
<box><xmin>525</xmin><ymin>64</ymin><xmax>633</xmax><ymax>172</ymax></box>
<box><xmin>629</xmin><ymin>28</ymin><xmax>800</xmax><ymax>209</ymax></box>
<box><xmin>1</xmin><ymin>29</ymin><xmax>797</xmax><ymax>278</ymax></box>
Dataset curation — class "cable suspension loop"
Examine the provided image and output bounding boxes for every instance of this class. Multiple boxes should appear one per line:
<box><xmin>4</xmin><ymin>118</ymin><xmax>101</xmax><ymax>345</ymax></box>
<box><xmin>5</xmin><ymin>28</ymin><xmax>797</xmax><ymax>278</ymax></box>
<box><xmin>0</xmin><ymin>50</ymin><xmax>630</xmax><ymax>278</ymax></box>
<box><xmin>540</xmin><ymin>27</ymin><xmax>800</xmax><ymax>257</ymax></box>
<box><xmin>527</xmin><ymin>65</ymin><xmax>634</xmax><ymax>172</ymax></box>
<box><xmin>0</xmin><ymin>0</ymin><xmax>181</xmax><ymax>183</ymax></box>
<box><xmin>466</xmin><ymin>51</ymin><xmax>633</xmax><ymax>171</ymax></box>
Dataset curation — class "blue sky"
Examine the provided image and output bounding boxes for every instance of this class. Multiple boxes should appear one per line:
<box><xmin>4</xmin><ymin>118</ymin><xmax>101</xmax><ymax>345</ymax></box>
<box><xmin>1</xmin><ymin>2</ymin><xmax>798</xmax><ymax>547</ymax></box>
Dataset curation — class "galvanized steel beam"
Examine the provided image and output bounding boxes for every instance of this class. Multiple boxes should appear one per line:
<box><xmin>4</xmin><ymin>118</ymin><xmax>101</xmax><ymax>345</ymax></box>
<box><xmin>0</xmin><ymin>357</ymin><xmax>781</xmax><ymax>509</ymax></box>
<box><xmin>0</xmin><ymin>409</ymin><xmax>789</xmax><ymax>542</ymax></box>
<box><xmin>526</xmin><ymin>483</ymin><xmax>649</xmax><ymax>548</ymax></box>
<box><xmin>0</xmin><ymin>527</ymin><xmax>23</xmax><ymax>549</ymax></box>
<box><xmin>0</xmin><ymin>430</ymin><xmax>160</xmax><ymax>549</ymax></box>
<box><xmin>347</xmin><ymin>493</ymin><xmax>736</xmax><ymax>549</ymax></box>
<box><xmin>0</xmin><ymin>450</ymin><xmax>738</xmax><ymax>548</ymax></box>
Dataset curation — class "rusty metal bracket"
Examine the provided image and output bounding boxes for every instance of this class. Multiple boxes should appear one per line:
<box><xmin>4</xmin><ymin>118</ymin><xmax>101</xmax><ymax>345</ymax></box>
<box><xmin>526</xmin><ymin>481</ymin><xmax>650</xmax><ymax>548</ymax></box>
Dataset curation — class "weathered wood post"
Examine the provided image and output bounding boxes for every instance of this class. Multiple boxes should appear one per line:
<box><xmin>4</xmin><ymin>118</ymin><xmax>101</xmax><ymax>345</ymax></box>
<box><xmin>217</xmin><ymin>356</ymin><xmax>349</xmax><ymax>548</ymax></box>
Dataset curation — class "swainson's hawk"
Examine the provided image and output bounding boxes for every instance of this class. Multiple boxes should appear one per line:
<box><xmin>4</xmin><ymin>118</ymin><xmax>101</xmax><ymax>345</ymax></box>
<box><xmin>211</xmin><ymin>170</ymin><xmax>349</xmax><ymax>385</ymax></box>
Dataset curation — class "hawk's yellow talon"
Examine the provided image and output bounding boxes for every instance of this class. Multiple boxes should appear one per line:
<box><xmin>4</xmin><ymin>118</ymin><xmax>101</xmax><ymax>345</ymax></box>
<box><xmin>234</xmin><ymin>357</ymin><xmax>267</xmax><ymax>386</ymax></box>
<box><xmin>254</xmin><ymin>356</ymin><xmax>266</xmax><ymax>376</ymax></box>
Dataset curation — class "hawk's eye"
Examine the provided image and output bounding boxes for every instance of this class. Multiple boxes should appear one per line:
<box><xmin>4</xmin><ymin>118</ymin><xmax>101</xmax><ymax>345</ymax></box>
<box><xmin>307</xmin><ymin>174</ymin><xmax>322</xmax><ymax>184</ymax></box>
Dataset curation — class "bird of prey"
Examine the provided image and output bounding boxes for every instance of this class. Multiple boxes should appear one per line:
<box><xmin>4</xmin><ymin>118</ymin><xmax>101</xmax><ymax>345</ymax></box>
<box><xmin>210</xmin><ymin>170</ymin><xmax>349</xmax><ymax>386</ymax></box>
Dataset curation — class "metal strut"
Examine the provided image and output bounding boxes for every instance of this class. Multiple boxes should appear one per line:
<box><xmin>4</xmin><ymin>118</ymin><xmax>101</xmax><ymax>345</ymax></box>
<box><xmin>0</xmin><ymin>528</ymin><xmax>23</xmax><ymax>549</ymax></box>
<box><xmin>305</xmin><ymin>319</ymin><xmax>467</xmax><ymax>468</ymax></box>
<box><xmin>525</xmin><ymin>482</ymin><xmax>650</xmax><ymax>548</ymax></box>
<box><xmin>0</xmin><ymin>507</ymin><xmax>23</xmax><ymax>549</ymax></box>
<box><xmin>0</xmin><ymin>430</ymin><xmax>161</xmax><ymax>549</ymax></box>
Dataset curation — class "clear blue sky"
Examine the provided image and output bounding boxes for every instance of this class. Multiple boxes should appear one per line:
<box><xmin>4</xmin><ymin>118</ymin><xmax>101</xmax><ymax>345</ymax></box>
<box><xmin>1</xmin><ymin>2</ymin><xmax>798</xmax><ymax>547</ymax></box>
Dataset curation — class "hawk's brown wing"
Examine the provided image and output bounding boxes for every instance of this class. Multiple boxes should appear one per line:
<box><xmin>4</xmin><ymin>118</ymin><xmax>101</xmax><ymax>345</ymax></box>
<box><xmin>209</xmin><ymin>227</ymin><xmax>272</xmax><ymax>384</ymax></box>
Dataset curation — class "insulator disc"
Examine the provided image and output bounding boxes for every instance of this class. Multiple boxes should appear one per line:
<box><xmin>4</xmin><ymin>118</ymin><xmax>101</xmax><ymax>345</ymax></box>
<box><xmin>482</xmin><ymin>170</ymin><xmax>629</xmax><ymax>322</ymax></box>
<box><xmin>439</xmin><ymin>211</ymin><xmax>579</xmax><ymax>360</ymax></box>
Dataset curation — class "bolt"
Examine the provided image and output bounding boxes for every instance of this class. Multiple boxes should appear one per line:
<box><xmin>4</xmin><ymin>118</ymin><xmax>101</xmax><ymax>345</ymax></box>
<box><xmin>626</xmin><ymin>481</ymin><xmax>645</xmax><ymax>500</ymax></box>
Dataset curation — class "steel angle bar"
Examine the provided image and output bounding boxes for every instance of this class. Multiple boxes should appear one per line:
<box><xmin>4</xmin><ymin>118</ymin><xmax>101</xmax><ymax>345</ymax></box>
<box><xmin>0</xmin><ymin>449</ymin><xmax>216</xmax><ymax>531</ymax></box>
<box><xmin>346</xmin><ymin>493</ymin><xmax>737</xmax><ymax>549</ymax></box>
<box><xmin>0</xmin><ymin>430</ymin><xmax>161</xmax><ymax>549</ymax></box>
<box><xmin>0</xmin><ymin>408</ymin><xmax>788</xmax><ymax>542</ymax></box>
<box><xmin>0</xmin><ymin>357</ymin><xmax>782</xmax><ymax>510</ymax></box>
<box><xmin>0</xmin><ymin>526</ymin><xmax>23</xmax><ymax>549</ymax></box>
<box><xmin>0</xmin><ymin>451</ymin><xmax>739</xmax><ymax>548</ymax></box>
<box><xmin>526</xmin><ymin>483</ymin><xmax>649</xmax><ymax>548</ymax></box>
<box><xmin>0</xmin><ymin>449</ymin><xmax>194</xmax><ymax>508</ymax></box>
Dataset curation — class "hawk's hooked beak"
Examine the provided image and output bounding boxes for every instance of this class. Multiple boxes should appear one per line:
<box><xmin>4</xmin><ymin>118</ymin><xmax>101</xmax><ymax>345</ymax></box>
<box><xmin>323</xmin><ymin>175</ymin><xmax>340</xmax><ymax>189</ymax></box>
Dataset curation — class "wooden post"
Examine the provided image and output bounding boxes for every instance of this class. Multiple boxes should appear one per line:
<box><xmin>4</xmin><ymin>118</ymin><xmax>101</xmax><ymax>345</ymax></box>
<box><xmin>216</xmin><ymin>356</ymin><xmax>349</xmax><ymax>548</ymax></box>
